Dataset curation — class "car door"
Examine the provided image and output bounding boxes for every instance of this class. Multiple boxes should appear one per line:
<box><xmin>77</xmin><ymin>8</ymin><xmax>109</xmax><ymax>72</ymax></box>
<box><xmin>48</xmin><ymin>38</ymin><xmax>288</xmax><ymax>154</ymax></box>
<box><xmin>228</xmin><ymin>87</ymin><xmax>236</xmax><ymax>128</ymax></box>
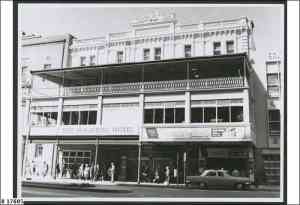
<box><xmin>204</xmin><ymin>170</ymin><xmax>218</xmax><ymax>187</ymax></box>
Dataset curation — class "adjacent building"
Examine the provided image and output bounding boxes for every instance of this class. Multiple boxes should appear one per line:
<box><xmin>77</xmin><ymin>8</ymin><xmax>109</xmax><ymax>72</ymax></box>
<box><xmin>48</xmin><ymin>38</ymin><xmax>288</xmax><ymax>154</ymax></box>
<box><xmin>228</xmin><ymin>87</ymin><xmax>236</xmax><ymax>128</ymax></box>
<box><xmin>20</xmin><ymin>12</ymin><xmax>273</xmax><ymax>184</ymax></box>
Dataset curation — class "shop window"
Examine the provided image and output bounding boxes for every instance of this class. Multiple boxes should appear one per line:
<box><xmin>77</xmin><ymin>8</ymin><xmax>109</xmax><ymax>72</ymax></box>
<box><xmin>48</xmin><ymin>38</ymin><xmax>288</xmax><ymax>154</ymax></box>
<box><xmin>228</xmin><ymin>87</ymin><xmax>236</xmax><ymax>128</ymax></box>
<box><xmin>204</xmin><ymin>107</ymin><xmax>216</xmax><ymax>122</ymax></box>
<box><xmin>154</xmin><ymin>109</ymin><xmax>163</xmax><ymax>123</ymax></box>
<box><xmin>88</xmin><ymin>111</ymin><xmax>97</xmax><ymax>124</ymax></box>
<box><xmin>213</xmin><ymin>42</ymin><xmax>221</xmax><ymax>55</ymax></box>
<box><xmin>144</xmin><ymin>109</ymin><xmax>154</xmax><ymax>123</ymax></box>
<box><xmin>117</xmin><ymin>51</ymin><xmax>123</xmax><ymax>63</ymax></box>
<box><xmin>80</xmin><ymin>56</ymin><xmax>86</xmax><ymax>66</ymax></box>
<box><xmin>62</xmin><ymin>112</ymin><xmax>71</xmax><ymax>125</ymax></box>
<box><xmin>80</xmin><ymin>111</ymin><xmax>88</xmax><ymax>125</ymax></box>
<box><xmin>226</xmin><ymin>41</ymin><xmax>234</xmax><ymax>54</ymax></box>
<box><xmin>217</xmin><ymin>107</ymin><xmax>230</xmax><ymax>122</ymax></box>
<box><xmin>89</xmin><ymin>55</ymin><xmax>96</xmax><ymax>66</ymax></box>
<box><xmin>191</xmin><ymin>107</ymin><xmax>203</xmax><ymax>123</ymax></box>
<box><xmin>231</xmin><ymin>106</ymin><xmax>243</xmax><ymax>122</ymax></box>
<box><xmin>154</xmin><ymin>48</ymin><xmax>161</xmax><ymax>60</ymax></box>
<box><xmin>143</xmin><ymin>49</ymin><xmax>150</xmax><ymax>61</ymax></box>
<box><xmin>165</xmin><ymin>108</ymin><xmax>175</xmax><ymax>123</ymax></box>
<box><xmin>175</xmin><ymin>108</ymin><xmax>185</xmax><ymax>123</ymax></box>
<box><xmin>184</xmin><ymin>45</ymin><xmax>192</xmax><ymax>58</ymax></box>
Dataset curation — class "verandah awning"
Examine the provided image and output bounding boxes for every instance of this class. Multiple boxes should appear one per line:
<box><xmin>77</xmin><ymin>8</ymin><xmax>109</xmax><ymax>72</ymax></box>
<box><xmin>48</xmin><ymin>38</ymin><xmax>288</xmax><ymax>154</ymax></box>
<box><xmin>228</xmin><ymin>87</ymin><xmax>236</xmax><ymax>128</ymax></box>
<box><xmin>31</xmin><ymin>53</ymin><xmax>249</xmax><ymax>87</ymax></box>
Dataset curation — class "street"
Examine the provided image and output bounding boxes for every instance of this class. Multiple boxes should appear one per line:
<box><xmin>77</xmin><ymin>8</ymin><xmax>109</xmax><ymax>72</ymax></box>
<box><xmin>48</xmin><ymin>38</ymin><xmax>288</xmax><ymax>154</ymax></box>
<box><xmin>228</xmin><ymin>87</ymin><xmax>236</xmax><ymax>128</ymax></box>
<box><xmin>22</xmin><ymin>185</ymin><xmax>280</xmax><ymax>198</ymax></box>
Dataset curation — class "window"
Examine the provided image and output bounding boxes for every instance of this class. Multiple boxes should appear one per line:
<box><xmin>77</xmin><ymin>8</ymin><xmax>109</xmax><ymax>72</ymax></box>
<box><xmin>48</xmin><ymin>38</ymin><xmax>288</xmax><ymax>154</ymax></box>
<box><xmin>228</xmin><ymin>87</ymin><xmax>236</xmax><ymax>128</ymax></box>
<box><xmin>31</xmin><ymin>112</ymin><xmax>57</xmax><ymax>127</ymax></box>
<box><xmin>154</xmin><ymin>48</ymin><xmax>161</xmax><ymax>60</ymax></box>
<box><xmin>144</xmin><ymin>108</ymin><xmax>185</xmax><ymax>124</ymax></box>
<box><xmin>191</xmin><ymin>107</ymin><xmax>203</xmax><ymax>123</ymax></box>
<box><xmin>175</xmin><ymin>108</ymin><xmax>185</xmax><ymax>123</ymax></box>
<box><xmin>144</xmin><ymin>109</ymin><xmax>154</xmax><ymax>123</ymax></box>
<box><xmin>231</xmin><ymin>106</ymin><xmax>243</xmax><ymax>122</ymax></box>
<box><xmin>79</xmin><ymin>111</ymin><xmax>88</xmax><ymax>125</ymax></box>
<box><xmin>34</xmin><ymin>144</ymin><xmax>43</xmax><ymax>157</ymax></box>
<box><xmin>165</xmin><ymin>108</ymin><xmax>175</xmax><ymax>123</ymax></box>
<box><xmin>62</xmin><ymin>112</ymin><xmax>71</xmax><ymax>125</ymax></box>
<box><xmin>154</xmin><ymin>109</ymin><xmax>163</xmax><ymax>123</ymax></box>
<box><xmin>226</xmin><ymin>41</ymin><xmax>234</xmax><ymax>54</ymax></box>
<box><xmin>184</xmin><ymin>45</ymin><xmax>192</xmax><ymax>58</ymax></box>
<box><xmin>43</xmin><ymin>64</ymin><xmax>51</xmax><ymax>69</ymax></box>
<box><xmin>217</xmin><ymin>107</ymin><xmax>230</xmax><ymax>122</ymax></box>
<box><xmin>88</xmin><ymin>111</ymin><xmax>97</xmax><ymax>124</ymax></box>
<box><xmin>143</xmin><ymin>49</ymin><xmax>150</xmax><ymax>61</ymax></box>
<box><xmin>268</xmin><ymin>86</ymin><xmax>280</xmax><ymax>98</ymax></box>
<box><xmin>218</xmin><ymin>171</ymin><xmax>224</xmax><ymax>177</ymax></box>
<box><xmin>89</xmin><ymin>55</ymin><xmax>96</xmax><ymax>66</ymax></box>
<box><xmin>206</xmin><ymin>171</ymin><xmax>217</xmax><ymax>176</ymax></box>
<box><xmin>80</xmin><ymin>56</ymin><xmax>86</xmax><ymax>66</ymax></box>
<box><xmin>70</xmin><ymin>111</ymin><xmax>79</xmax><ymax>125</ymax></box>
<box><xmin>63</xmin><ymin>110</ymin><xmax>97</xmax><ymax>125</ymax></box>
<box><xmin>117</xmin><ymin>51</ymin><xmax>123</xmax><ymax>63</ymax></box>
<box><xmin>204</xmin><ymin>107</ymin><xmax>216</xmax><ymax>123</ymax></box>
<box><xmin>269</xmin><ymin>110</ymin><xmax>280</xmax><ymax>145</ymax></box>
<box><xmin>213</xmin><ymin>42</ymin><xmax>221</xmax><ymax>55</ymax></box>
<box><xmin>267</xmin><ymin>73</ymin><xmax>279</xmax><ymax>85</ymax></box>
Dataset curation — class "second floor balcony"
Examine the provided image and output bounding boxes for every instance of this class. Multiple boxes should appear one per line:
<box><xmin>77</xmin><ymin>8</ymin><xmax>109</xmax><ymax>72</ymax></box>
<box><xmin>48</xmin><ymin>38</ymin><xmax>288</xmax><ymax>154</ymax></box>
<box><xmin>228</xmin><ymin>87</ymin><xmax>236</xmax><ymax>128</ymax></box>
<box><xmin>30</xmin><ymin>53</ymin><xmax>251</xmax><ymax>98</ymax></box>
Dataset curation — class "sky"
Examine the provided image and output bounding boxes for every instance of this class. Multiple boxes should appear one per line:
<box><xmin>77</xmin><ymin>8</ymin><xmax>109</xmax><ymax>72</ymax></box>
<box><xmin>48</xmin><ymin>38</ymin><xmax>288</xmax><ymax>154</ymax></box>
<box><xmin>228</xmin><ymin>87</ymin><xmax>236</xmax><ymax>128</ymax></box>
<box><xmin>19</xmin><ymin>4</ymin><xmax>284</xmax><ymax>84</ymax></box>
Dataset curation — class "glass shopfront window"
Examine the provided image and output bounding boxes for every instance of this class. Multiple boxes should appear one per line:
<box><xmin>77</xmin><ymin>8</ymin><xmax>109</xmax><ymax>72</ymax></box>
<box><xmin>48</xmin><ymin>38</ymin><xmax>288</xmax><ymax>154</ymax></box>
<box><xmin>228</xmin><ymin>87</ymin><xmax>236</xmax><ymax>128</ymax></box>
<box><xmin>154</xmin><ymin>109</ymin><xmax>163</xmax><ymax>123</ymax></box>
<box><xmin>231</xmin><ymin>106</ymin><xmax>243</xmax><ymax>122</ymax></box>
<box><xmin>191</xmin><ymin>107</ymin><xmax>203</xmax><ymax>123</ymax></box>
<box><xmin>204</xmin><ymin>107</ymin><xmax>216</xmax><ymax>122</ymax></box>
<box><xmin>217</xmin><ymin>107</ymin><xmax>230</xmax><ymax>122</ymax></box>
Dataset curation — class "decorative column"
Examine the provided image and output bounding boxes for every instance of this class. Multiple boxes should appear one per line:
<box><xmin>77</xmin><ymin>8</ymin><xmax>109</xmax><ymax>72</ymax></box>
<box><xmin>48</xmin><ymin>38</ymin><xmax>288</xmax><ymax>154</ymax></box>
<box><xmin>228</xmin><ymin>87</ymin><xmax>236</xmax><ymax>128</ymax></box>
<box><xmin>96</xmin><ymin>96</ymin><xmax>103</xmax><ymax>125</ymax></box>
<box><xmin>185</xmin><ymin>92</ymin><xmax>191</xmax><ymax>123</ymax></box>
<box><xmin>57</xmin><ymin>98</ymin><xmax>63</xmax><ymax>127</ymax></box>
<box><xmin>137</xmin><ymin>142</ymin><xmax>142</xmax><ymax>184</ymax></box>
<box><xmin>243</xmin><ymin>89</ymin><xmax>250</xmax><ymax>123</ymax></box>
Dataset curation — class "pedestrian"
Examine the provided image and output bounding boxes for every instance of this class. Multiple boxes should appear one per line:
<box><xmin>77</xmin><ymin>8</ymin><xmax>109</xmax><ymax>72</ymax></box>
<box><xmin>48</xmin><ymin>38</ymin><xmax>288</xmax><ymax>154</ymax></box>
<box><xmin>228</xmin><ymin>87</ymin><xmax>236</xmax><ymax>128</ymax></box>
<box><xmin>78</xmin><ymin>164</ymin><xmax>84</xmax><ymax>180</ymax></box>
<box><xmin>90</xmin><ymin>163</ymin><xmax>94</xmax><ymax>181</ymax></box>
<box><xmin>153</xmin><ymin>169</ymin><xmax>160</xmax><ymax>184</ymax></box>
<box><xmin>84</xmin><ymin>164</ymin><xmax>90</xmax><ymax>181</ymax></box>
<box><xmin>42</xmin><ymin>161</ymin><xmax>49</xmax><ymax>178</ymax></box>
<box><xmin>93</xmin><ymin>164</ymin><xmax>100</xmax><ymax>181</ymax></box>
<box><xmin>164</xmin><ymin>166</ymin><xmax>170</xmax><ymax>186</ymax></box>
<box><xmin>108</xmin><ymin>162</ymin><xmax>115</xmax><ymax>183</ymax></box>
<box><xmin>173</xmin><ymin>167</ymin><xmax>178</xmax><ymax>184</ymax></box>
<box><xmin>56</xmin><ymin>163</ymin><xmax>60</xmax><ymax>179</ymax></box>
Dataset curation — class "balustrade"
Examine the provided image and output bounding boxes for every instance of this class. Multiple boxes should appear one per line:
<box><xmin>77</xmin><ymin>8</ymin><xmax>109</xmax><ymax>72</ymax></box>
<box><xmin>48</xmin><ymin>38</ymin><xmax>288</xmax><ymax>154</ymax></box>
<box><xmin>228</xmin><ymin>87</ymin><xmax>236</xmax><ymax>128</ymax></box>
<box><xmin>63</xmin><ymin>77</ymin><xmax>244</xmax><ymax>97</ymax></box>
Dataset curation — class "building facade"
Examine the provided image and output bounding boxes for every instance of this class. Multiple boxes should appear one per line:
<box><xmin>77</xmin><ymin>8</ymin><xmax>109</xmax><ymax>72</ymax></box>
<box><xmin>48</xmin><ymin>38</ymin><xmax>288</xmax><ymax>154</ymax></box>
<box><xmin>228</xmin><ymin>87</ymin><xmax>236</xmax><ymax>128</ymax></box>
<box><xmin>260</xmin><ymin>52</ymin><xmax>283</xmax><ymax>184</ymax></box>
<box><xmin>20</xmin><ymin>13</ymin><xmax>271</xmax><ymax>184</ymax></box>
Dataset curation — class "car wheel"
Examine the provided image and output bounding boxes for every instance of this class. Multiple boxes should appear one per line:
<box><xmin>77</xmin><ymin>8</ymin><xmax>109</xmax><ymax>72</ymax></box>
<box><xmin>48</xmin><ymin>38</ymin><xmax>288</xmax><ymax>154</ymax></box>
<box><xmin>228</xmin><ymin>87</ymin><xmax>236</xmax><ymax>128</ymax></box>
<box><xmin>235</xmin><ymin>183</ymin><xmax>244</xmax><ymax>190</ymax></box>
<box><xmin>199</xmin><ymin>182</ymin><xmax>207</xmax><ymax>189</ymax></box>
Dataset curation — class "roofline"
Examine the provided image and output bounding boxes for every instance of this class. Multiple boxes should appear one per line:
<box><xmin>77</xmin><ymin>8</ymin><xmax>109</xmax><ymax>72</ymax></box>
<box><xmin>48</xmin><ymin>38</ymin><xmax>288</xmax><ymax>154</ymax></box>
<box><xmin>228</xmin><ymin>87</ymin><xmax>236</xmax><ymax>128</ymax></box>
<box><xmin>22</xmin><ymin>34</ymin><xmax>74</xmax><ymax>47</ymax></box>
<box><xmin>31</xmin><ymin>52</ymin><xmax>248</xmax><ymax>75</ymax></box>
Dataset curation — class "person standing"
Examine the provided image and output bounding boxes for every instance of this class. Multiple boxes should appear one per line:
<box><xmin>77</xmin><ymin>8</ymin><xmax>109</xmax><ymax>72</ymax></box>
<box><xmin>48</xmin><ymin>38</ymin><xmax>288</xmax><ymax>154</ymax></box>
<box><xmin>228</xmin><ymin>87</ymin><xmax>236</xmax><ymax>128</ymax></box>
<box><xmin>84</xmin><ymin>164</ymin><xmax>90</xmax><ymax>181</ymax></box>
<box><xmin>90</xmin><ymin>163</ymin><xmax>94</xmax><ymax>182</ymax></box>
<box><xmin>109</xmin><ymin>162</ymin><xmax>115</xmax><ymax>183</ymax></box>
<box><xmin>165</xmin><ymin>166</ymin><xmax>170</xmax><ymax>186</ymax></box>
<box><xmin>173</xmin><ymin>167</ymin><xmax>178</xmax><ymax>184</ymax></box>
<box><xmin>78</xmin><ymin>164</ymin><xmax>84</xmax><ymax>181</ymax></box>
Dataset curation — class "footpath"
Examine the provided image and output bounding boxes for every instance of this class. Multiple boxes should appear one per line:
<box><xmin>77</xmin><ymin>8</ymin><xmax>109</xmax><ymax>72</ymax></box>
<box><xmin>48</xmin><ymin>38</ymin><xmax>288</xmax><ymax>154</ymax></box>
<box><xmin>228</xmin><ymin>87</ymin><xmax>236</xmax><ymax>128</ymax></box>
<box><xmin>22</xmin><ymin>177</ymin><xmax>280</xmax><ymax>193</ymax></box>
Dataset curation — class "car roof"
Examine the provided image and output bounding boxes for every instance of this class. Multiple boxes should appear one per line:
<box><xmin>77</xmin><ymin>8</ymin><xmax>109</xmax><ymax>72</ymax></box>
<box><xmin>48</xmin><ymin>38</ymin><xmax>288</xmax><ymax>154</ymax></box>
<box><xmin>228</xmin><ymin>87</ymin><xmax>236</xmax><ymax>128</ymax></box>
<box><xmin>204</xmin><ymin>169</ymin><xmax>228</xmax><ymax>172</ymax></box>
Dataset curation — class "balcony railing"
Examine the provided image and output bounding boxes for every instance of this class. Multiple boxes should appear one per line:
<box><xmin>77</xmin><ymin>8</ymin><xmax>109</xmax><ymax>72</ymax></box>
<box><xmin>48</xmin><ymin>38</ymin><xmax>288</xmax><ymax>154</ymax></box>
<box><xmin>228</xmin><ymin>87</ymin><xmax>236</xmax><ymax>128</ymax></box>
<box><xmin>63</xmin><ymin>77</ymin><xmax>244</xmax><ymax>97</ymax></box>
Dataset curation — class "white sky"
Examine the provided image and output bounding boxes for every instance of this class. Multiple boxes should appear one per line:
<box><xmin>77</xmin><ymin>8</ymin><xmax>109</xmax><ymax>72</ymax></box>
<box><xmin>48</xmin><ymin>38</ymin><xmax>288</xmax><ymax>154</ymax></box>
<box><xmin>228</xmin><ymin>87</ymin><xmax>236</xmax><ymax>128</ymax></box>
<box><xmin>18</xmin><ymin>4</ymin><xmax>284</xmax><ymax>84</ymax></box>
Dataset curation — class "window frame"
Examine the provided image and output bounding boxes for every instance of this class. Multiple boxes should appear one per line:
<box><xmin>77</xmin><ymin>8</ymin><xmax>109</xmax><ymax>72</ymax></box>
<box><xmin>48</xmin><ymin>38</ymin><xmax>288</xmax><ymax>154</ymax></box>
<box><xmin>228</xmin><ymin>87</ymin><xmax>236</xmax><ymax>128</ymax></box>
<box><xmin>213</xmin><ymin>42</ymin><xmax>221</xmax><ymax>56</ymax></box>
<box><xmin>143</xmin><ymin>48</ymin><xmax>150</xmax><ymax>61</ymax></box>
<box><xmin>184</xmin><ymin>44</ymin><xmax>192</xmax><ymax>58</ymax></box>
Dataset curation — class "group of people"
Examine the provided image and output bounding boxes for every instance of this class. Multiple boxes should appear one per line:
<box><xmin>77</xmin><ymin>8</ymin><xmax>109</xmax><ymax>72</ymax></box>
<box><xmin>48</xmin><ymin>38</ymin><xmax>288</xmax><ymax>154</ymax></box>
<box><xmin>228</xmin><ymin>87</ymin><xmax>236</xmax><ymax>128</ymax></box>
<box><xmin>24</xmin><ymin>160</ymin><xmax>49</xmax><ymax>179</ymax></box>
<box><xmin>56</xmin><ymin>162</ymin><xmax>116</xmax><ymax>183</ymax></box>
<box><xmin>141</xmin><ymin>165</ymin><xmax>178</xmax><ymax>185</ymax></box>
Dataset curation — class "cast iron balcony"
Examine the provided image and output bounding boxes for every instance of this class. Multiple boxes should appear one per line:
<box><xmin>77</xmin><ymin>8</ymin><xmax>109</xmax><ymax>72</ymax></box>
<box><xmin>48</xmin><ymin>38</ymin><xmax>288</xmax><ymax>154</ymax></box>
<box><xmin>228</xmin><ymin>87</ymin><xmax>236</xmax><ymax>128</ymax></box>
<box><xmin>63</xmin><ymin>77</ymin><xmax>245</xmax><ymax>97</ymax></box>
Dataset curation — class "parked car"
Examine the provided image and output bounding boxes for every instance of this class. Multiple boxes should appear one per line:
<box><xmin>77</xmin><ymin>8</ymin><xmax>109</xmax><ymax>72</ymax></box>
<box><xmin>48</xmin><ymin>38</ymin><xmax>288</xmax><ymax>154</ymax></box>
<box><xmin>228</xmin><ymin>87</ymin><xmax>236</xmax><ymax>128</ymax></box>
<box><xmin>185</xmin><ymin>169</ymin><xmax>253</xmax><ymax>190</ymax></box>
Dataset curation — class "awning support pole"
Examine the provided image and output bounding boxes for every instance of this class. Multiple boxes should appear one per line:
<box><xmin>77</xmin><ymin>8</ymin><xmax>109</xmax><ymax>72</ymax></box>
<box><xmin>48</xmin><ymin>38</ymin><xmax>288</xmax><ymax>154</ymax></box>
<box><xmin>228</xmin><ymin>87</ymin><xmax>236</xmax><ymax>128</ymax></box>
<box><xmin>137</xmin><ymin>142</ymin><xmax>142</xmax><ymax>184</ymax></box>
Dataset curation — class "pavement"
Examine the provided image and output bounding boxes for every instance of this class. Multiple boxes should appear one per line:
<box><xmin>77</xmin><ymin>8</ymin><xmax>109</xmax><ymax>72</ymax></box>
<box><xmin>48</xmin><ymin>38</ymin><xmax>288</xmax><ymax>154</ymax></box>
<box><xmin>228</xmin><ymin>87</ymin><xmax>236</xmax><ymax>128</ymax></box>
<box><xmin>22</xmin><ymin>177</ymin><xmax>280</xmax><ymax>192</ymax></box>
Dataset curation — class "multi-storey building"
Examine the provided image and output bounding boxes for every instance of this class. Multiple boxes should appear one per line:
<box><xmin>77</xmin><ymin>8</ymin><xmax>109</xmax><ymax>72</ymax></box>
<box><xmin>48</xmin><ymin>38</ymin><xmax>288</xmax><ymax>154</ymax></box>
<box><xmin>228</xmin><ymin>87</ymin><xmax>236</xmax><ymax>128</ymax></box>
<box><xmin>20</xmin><ymin>33</ymin><xmax>73</xmax><ymax>178</ymax></box>
<box><xmin>260</xmin><ymin>52</ymin><xmax>283</xmax><ymax>184</ymax></box>
<box><xmin>20</xmin><ymin>13</ymin><xmax>270</xmax><ymax>184</ymax></box>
